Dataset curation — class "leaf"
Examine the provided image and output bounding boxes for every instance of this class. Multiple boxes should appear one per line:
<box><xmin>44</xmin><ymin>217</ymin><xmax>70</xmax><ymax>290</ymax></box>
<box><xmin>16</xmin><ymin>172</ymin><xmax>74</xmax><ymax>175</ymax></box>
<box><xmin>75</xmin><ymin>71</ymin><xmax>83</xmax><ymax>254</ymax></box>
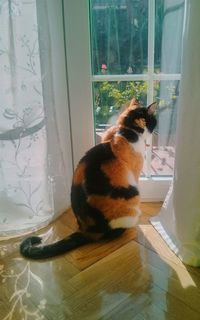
<box><xmin>3</xmin><ymin>113</ymin><xmax>16</xmax><ymax>120</ymax></box>
<box><xmin>30</xmin><ymin>182</ymin><xmax>42</xmax><ymax>198</ymax></box>
<box><xmin>3</xmin><ymin>109</ymin><xmax>16</xmax><ymax>119</ymax></box>
<box><xmin>15</xmin><ymin>203</ymin><xmax>32</xmax><ymax>210</ymax></box>
<box><xmin>10</xmin><ymin>289</ymin><xmax>25</xmax><ymax>302</ymax></box>
<box><xmin>13</xmin><ymin>121</ymin><xmax>24</xmax><ymax>128</ymax></box>
<box><xmin>36</xmin><ymin>200</ymin><xmax>44</xmax><ymax>214</ymax></box>
<box><xmin>30</xmin><ymin>272</ymin><xmax>44</xmax><ymax>290</ymax></box>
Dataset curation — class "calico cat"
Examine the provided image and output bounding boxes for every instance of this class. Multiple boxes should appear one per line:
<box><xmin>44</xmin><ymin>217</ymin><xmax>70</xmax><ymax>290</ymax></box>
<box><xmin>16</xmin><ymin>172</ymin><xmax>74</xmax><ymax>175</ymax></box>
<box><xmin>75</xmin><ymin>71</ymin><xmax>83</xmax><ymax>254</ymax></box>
<box><xmin>20</xmin><ymin>101</ymin><xmax>157</xmax><ymax>259</ymax></box>
<box><xmin>101</xmin><ymin>98</ymin><xmax>140</xmax><ymax>142</ymax></box>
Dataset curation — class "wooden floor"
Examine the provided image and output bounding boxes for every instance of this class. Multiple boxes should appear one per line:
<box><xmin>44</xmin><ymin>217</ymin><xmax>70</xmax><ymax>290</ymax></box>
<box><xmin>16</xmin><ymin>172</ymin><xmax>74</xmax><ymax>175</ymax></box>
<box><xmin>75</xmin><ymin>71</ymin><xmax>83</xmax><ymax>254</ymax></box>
<box><xmin>1</xmin><ymin>203</ymin><xmax>200</xmax><ymax>320</ymax></box>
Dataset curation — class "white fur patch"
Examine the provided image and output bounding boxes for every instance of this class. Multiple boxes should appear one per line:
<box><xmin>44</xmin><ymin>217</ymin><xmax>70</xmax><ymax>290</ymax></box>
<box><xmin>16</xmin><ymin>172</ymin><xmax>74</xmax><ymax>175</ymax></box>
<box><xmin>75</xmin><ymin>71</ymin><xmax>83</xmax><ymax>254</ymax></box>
<box><xmin>131</xmin><ymin>128</ymin><xmax>151</xmax><ymax>157</ymax></box>
<box><xmin>131</xmin><ymin>135</ymin><xmax>145</xmax><ymax>156</ymax></box>
<box><xmin>128</xmin><ymin>171</ymin><xmax>138</xmax><ymax>187</ymax></box>
<box><xmin>143</xmin><ymin>127</ymin><xmax>151</xmax><ymax>140</ymax></box>
<box><xmin>109</xmin><ymin>207</ymin><xmax>141</xmax><ymax>229</ymax></box>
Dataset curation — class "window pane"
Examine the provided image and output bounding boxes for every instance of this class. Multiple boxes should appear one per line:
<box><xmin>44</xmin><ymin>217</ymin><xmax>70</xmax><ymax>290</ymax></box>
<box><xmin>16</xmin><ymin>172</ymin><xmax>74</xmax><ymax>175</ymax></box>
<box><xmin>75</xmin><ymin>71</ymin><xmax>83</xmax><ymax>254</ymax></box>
<box><xmin>90</xmin><ymin>0</ymin><xmax>148</xmax><ymax>75</ymax></box>
<box><xmin>155</xmin><ymin>0</ymin><xmax>185</xmax><ymax>73</ymax></box>
<box><xmin>93</xmin><ymin>81</ymin><xmax>147</xmax><ymax>142</ymax></box>
<box><xmin>151</xmin><ymin>80</ymin><xmax>180</xmax><ymax>176</ymax></box>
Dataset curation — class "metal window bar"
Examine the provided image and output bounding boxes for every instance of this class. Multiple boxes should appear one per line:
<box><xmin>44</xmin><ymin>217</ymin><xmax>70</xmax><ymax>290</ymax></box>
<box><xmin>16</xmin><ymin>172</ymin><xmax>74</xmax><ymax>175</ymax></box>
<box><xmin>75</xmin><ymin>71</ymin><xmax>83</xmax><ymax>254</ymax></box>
<box><xmin>92</xmin><ymin>74</ymin><xmax>181</xmax><ymax>82</ymax></box>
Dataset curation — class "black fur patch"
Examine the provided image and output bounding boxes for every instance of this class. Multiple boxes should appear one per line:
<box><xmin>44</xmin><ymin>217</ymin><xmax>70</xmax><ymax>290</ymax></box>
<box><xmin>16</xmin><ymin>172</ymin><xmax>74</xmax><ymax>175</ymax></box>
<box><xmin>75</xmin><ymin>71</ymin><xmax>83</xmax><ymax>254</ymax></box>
<box><xmin>83</xmin><ymin>143</ymin><xmax>116</xmax><ymax>195</ymax></box>
<box><xmin>121</xmin><ymin>107</ymin><xmax>157</xmax><ymax>134</ymax></box>
<box><xmin>104</xmin><ymin>228</ymin><xmax>125</xmax><ymax>239</ymax></box>
<box><xmin>71</xmin><ymin>185</ymin><xmax>109</xmax><ymax>233</ymax></box>
<box><xmin>71</xmin><ymin>184</ymin><xmax>88</xmax><ymax>220</ymax></box>
<box><xmin>83</xmin><ymin>143</ymin><xmax>139</xmax><ymax>199</ymax></box>
<box><xmin>20</xmin><ymin>233</ymin><xmax>90</xmax><ymax>259</ymax></box>
<box><xmin>83</xmin><ymin>142</ymin><xmax>116</xmax><ymax>163</ymax></box>
<box><xmin>146</xmin><ymin>114</ymin><xmax>157</xmax><ymax>133</ymax></box>
<box><xmin>123</xmin><ymin>109</ymin><xmax>145</xmax><ymax>133</ymax></box>
<box><xmin>118</xmin><ymin>127</ymin><xmax>139</xmax><ymax>143</ymax></box>
<box><xmin>111</xmin><ymin>185</ymin><xmax>139</xmax><ymax>199</ymax></box>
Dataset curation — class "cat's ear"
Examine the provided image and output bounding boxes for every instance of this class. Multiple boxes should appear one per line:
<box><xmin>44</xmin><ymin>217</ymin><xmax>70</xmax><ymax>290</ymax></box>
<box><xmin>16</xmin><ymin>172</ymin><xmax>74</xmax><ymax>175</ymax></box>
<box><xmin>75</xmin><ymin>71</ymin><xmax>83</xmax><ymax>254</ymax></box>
<box><xmin>147</xmin><ymin>102</ymin><xmax>157</xmax><ymax>115</ymax></box>
<box><xmin>129</xmin><ymin>98</ymin><xmax>140</xmax><ymax>110</ymax></box>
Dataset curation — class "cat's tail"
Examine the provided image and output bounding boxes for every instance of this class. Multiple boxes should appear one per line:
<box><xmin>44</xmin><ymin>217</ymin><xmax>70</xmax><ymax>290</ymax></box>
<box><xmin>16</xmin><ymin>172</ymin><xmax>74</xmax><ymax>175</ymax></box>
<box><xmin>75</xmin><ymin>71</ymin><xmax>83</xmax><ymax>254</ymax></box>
<box><xmin>20</xmin><ymin>232</ymin><xmax>90</xmax><ymax>259</ymax></box>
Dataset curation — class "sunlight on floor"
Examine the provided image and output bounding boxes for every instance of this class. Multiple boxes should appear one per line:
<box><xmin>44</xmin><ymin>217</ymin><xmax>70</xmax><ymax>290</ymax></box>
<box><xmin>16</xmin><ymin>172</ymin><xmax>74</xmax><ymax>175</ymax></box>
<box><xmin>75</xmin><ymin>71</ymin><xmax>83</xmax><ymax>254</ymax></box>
<box><xmin>139</xmin><ymin>225</ymin><xmax>196</xmax><ymax>289</ymax></box>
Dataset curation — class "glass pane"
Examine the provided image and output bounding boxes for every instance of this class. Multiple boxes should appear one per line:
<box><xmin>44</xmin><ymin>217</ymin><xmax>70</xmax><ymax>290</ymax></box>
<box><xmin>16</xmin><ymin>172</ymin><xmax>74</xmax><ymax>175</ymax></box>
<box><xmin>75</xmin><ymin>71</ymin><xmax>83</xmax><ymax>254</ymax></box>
<box><xmin>155</xmin><ymin>0</ymin><xmax>185</xmax><ymax>73</ymax></box>
<box><xmin>90</xmin><ymin>0</ymin><xmax>148</xmax><ymax>75</ymax></box>
<box><xmin>93</xmin><ymin>81</ymin><xmax>147</xmax><ymax>142</ymax></box>
<box><xmin>151</xmin><ymin>80</ymin><xmax>180</xmax><ymax>176</ymax></box>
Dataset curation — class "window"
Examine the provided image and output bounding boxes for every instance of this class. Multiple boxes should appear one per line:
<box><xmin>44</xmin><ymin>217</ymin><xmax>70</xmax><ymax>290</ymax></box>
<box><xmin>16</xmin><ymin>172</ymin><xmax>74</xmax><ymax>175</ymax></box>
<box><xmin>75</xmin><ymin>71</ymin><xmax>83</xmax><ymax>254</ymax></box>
<box><xmin>63</xmin><ymin>0</ymin><xmax>185</xmax><ymax>200</ymax></box>
<box><xmin>90</xmin><ymin>0</ymin><xmax>184</xmax><ymax>178</ymax></box>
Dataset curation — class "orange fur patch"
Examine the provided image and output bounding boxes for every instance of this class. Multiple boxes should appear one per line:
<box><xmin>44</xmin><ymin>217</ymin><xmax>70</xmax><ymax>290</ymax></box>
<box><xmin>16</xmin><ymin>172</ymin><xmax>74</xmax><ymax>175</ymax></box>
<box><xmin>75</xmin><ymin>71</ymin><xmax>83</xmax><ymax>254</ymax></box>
<box><xmin>101</xmin><ymin>159</ymin><xmax>129</xmax><ymax>188</ymax></box>
<box><xmin>73</xmin><ymin>162</ymin><xmax>86</xmax><ymax>185</ymax></box>
<box><xmin>101</xmin><ymin>126</ymin><xmax>117</xmax><ymax>142</ymax></box>
<box><xmin>135</xmin><ymin>118</ymin><xmax>146</xmax><ymax>129</ymax></box>
<box><xmin>117</xmin><ymin>103</ymin><xmax>139</xmax><ymax>127</ymax></box>
<box><xmin>111</xmin><ymin>135</ymin><xmax>143</xmax><ymax>181</ymax></box>
<box><xmin>87</xmin><ymin>194</ymin><xmax>140</xmax><ymax>221</ymax></box>
<box><xmin>129</xmin><ymin>98</ymin><xmax>140</xmax><ymax>109</ymax></box>
<box><xmin>101</xmin><ymin>98</ymin><xmax>140</xmax><ymax>143</ymax></box>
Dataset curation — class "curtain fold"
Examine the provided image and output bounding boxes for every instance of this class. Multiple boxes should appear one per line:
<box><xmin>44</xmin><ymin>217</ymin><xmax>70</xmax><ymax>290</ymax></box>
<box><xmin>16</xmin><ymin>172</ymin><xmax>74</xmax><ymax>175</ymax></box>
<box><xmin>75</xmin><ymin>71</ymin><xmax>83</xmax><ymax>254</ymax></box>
<box><xmin>151</xmin><ymin>0</ymin><xmax>200</xmax><ymax>267</ymax></box>
<box><xmin>0</xmin><ymin>0</ymin><xmax>72</xmax><ymax>238</ymax></box>
<box><xmin>156</xmin><ymin>0</ymin><xmax>185</xmax><ymax>148</ymax></box>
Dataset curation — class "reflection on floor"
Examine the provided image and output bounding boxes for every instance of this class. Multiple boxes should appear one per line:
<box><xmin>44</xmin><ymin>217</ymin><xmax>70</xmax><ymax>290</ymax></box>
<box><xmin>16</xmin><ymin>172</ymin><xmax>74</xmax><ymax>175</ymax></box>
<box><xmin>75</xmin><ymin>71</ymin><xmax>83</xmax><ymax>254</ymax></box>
<box><xmin>1</xmin><ymin>203</ymin><xmax>200</xmax><ymax>320</ymax></box>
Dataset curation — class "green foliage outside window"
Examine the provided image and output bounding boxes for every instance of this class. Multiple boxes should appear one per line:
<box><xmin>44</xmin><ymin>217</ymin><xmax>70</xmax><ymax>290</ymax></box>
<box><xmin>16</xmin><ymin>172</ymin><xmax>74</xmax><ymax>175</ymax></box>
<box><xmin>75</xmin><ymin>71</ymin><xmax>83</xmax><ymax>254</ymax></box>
<box><xmin>94</xmin><ymin>81</ymin><xmax>147</xmax><ymax>126</ymax></box>
<box><xmin>94</xmin><ymin>80</ymin><xmax>179</xmax><ymax>128</ymax></box>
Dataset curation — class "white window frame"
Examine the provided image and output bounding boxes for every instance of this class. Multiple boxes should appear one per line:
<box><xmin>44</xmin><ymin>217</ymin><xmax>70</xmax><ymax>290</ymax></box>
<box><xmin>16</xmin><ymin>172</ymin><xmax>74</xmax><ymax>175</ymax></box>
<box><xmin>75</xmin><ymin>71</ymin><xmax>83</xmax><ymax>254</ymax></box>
<box><xmin>63</xmin><ymin>0</ymin><xmax>180</xmax><ymax>201</ymax></box>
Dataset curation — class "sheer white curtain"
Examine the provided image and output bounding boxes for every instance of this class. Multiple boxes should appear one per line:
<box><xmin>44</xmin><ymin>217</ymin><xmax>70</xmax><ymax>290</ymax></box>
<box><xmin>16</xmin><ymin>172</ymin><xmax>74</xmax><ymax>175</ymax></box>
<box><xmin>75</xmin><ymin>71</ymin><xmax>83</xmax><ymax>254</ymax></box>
<box><xmin>151</xmin><ymin>0</ymin><xmax>200</xmax><ymax>266</ymax></box>
<box><xmin>157</xmin><ymin>0</ymin><xmax>185</xmax><ymax>147</ymax></box>
<box><xmin>0</xmin><ymin>0</ymin><xmax>72</xmax><ymax>238</ymax></box>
